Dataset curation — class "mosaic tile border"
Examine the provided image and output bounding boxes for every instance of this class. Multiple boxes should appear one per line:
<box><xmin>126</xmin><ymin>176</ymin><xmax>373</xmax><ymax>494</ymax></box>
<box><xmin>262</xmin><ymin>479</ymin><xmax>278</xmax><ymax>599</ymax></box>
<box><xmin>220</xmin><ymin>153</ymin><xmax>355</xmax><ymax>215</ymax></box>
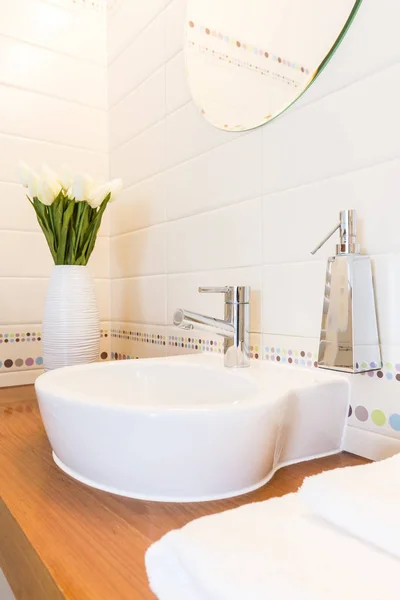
<box><xmin>0</xmin><ymin>328</ymin><xmax>110</xmax><ymax>373</ymax></box>
<box><xmin>349</xmin><ymin>405</ymin><xmax>400</xmax><ymax>432</ymax></box>
<box><xmin>111</xmin><ymin>328</ymin><xmax>166</xmax><ymax>346</ymax></box>
<box><xmin>0</xmin><ymin>331</ymin><xmax>42</xmax><ymax>344</ymax></box>
<box><xmin>264</xmin><ymin>347</ymin><xmax>400</xmax><ymax>383</ymax></box>
<box><xmin>168</xmin><ymin>334</ymin><xmax>261</xmax><ymax>359</ymax></box>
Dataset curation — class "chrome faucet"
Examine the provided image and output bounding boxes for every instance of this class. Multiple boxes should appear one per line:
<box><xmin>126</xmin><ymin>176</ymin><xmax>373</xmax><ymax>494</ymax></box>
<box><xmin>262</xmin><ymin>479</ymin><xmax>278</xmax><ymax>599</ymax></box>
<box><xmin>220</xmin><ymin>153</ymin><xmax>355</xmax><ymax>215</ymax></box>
<box><xmin>173</xmin><ymin>286</ymin><xmax>251</xmax><ymax>368</ymax></box>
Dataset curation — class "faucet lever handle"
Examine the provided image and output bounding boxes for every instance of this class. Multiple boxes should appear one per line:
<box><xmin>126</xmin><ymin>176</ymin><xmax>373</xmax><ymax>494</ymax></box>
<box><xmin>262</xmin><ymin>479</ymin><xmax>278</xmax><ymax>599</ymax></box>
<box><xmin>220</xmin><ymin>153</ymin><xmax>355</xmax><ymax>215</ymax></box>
<box><xmin>198</xmin><ymin>286</ymin><xmax>250</xmax><ymax>303</ymax></box>
<box><xmin>198</xmin><ymin>286</ymin><xmax>232</xmax><ymax>294</ymax></box>
<box><xmin>310</xmin><ymin>209</ymin><xmax>359</xmax><ymax>256</ymax></box>
<box><xmin>310</xmin><ymin>222</ymin><xmax>340</xmax><ymax>255</ymax></box>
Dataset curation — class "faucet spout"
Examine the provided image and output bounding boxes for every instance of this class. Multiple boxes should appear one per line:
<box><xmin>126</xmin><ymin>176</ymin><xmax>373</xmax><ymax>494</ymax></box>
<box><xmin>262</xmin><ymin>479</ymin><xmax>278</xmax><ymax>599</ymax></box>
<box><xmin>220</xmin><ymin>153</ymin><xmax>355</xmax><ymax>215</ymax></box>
<box><xmin>173</xmin><ymin>309</ymin><xmax>234</xmax><ymax>338</ymax></box>
<box><xmin>172</xmin><ymin>286</ymin><xmax>251</xmax><ymax>368</ymax></box>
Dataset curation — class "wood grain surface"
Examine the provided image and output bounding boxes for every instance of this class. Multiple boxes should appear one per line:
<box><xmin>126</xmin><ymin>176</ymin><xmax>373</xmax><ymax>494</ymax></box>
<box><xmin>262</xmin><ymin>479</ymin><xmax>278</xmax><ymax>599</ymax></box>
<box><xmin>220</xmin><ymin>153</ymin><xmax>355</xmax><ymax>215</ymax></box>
<box><xmin>0</xmin><ymin>385</ymin><xmax>368</xmax><ymax>600</ymax></box>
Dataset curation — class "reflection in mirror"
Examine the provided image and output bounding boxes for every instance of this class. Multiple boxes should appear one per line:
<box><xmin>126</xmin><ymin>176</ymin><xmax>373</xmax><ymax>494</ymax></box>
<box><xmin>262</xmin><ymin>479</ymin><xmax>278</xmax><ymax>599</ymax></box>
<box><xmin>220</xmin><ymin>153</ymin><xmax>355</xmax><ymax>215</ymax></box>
<box><xmin>185</xmin><ymin>0</ymin><xmax>362</xmax><ymax>131</ymax></box>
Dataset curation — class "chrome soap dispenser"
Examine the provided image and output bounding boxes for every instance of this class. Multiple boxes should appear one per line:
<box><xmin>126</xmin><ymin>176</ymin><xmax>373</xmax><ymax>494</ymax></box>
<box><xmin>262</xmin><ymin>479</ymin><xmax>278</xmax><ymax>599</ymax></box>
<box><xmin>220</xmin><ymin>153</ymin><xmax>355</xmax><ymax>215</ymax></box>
<box><xmin>311</xmin><ymin>209</ymin><xmax>381</xmax><ymax>374</ymax></box>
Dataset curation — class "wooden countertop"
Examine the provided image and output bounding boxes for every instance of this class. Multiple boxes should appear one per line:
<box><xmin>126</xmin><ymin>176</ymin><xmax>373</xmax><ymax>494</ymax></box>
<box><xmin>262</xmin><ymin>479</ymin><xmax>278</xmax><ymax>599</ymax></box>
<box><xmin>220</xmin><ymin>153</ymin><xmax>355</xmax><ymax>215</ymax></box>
<box><xmin>0</xmin><ymin>385</ymin><xmax>368</xmax><ymax>600</ymax></box>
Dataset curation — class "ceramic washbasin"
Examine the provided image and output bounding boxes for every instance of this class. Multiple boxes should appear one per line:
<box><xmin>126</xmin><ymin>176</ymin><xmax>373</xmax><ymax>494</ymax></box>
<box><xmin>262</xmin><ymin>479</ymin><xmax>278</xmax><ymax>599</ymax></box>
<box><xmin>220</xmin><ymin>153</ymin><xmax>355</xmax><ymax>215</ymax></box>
<box><xmin>35</xmin><ymin>354</ymin><xmax>349</xmax><ymax>502</ymax></box>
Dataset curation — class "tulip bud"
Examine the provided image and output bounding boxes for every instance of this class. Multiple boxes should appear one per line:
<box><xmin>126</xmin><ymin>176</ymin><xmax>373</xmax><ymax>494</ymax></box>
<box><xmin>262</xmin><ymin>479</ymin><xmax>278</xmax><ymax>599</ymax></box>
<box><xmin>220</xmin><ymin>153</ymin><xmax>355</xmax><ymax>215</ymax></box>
<box><xmin>72</xmin><ymin>174</ymin><xmax>95</xmax><ymax>202</ymax></box>
<box><xmin>58</xmin><ymin>164</ymin><xmax>73</xmax><ymax>192</ymax></box>
<box><xmin>40</xmin><ymin>164</ymin><xmax>62</xmax><ymax>201</ymax></box>
<box><xmin>88</xmin><ymin>179</ymin><xmax>123</xmax><ymax>208</ymax></box>
<box><xmin>37</xmin><ymin>179</ymin><xmax>57</xmax><ymax>206</ymax></box>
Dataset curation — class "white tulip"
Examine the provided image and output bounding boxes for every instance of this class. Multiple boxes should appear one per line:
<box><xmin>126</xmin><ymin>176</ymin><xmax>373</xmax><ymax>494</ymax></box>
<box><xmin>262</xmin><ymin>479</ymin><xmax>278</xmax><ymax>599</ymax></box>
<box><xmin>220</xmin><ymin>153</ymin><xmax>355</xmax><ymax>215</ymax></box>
<box><xmin>108</xmin><ymin>178</ymin><xmax>123</xmax><ymax>202</ymax></box>
<box><xmin>27</xmin><ymin>170</ymin><xmax>41</xmax><ymax>199</ymax></box>
<box><xmin>17</xmin><ymin>160</ymin><xmax>33</xmax><ymax>187</ymax></box>
<box><xmin>58</xmin><ymin>164</ymin><xmax>73</xmax><ymax>192</ymax></box>
<box><xmin>88</xmin><ymin>183</ymin><xmax>109</xmax><ymax>209</ymax></box>
<box><xmin>88</xmin><ymin>178</ymin><xmax>123</xmax><ymax>208</ymax></box>
<box><xmin>72</xmin><ymin>174</ymin><xmax>95</xmax><ymax>202</ymax></box>
<box><xmin>37</xmin><ymin>179</ymin><xmax>57</xmax><ymax>206</ymax></box>
<box><xmin>40</xmin><ymin>164</ymin><xmax>62</xmax><ymax>200</ymax></box>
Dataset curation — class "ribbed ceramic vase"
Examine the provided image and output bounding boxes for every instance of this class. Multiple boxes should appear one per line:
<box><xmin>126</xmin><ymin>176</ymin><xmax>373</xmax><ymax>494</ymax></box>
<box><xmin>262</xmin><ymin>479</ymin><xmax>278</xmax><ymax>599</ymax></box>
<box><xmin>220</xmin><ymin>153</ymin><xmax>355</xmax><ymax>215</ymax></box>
<box><xmin>43</xmin><ymin>266</ymin><xmax>100</xmax><ymax>371</ymax></box>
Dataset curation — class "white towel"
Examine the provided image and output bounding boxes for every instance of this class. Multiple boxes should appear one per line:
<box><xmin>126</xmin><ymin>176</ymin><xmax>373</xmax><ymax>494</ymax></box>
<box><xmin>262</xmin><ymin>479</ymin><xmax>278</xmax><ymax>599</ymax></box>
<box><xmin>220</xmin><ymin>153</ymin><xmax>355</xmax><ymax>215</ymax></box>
<box><xmin>299</xmin><ymin>451</ymin><xmax>400</xmax><ymax>560</ymax></box>
<box><xmin>146</xmin><ymin>492</ymin><xmax>400</xmax><ymax>600</ymax></box>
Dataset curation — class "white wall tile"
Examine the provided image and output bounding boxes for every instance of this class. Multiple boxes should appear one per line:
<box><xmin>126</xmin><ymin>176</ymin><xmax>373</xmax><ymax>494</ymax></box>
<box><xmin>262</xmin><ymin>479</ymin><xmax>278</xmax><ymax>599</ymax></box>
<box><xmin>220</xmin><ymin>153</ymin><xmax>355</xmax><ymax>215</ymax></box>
<box><xmin>0</xmin><ymin>278</ymin><xmax>47</xmax><ymax>325</ymax></box>
<box><xmin>0</xmin><ymin>0</ymin><xmax>106</xmax><ymax>65</ymax></box>
<box><xmin>0</xmin><ymin>183</ymin><xmax>40</xmax><ymax>231</ymax></box>
<box><xmin>166</xmin><ymin>50</ymin><xmax>191</xmax><ymax>114</ymax></box>
<box><xmin>111</xmin><ymin>225</ymin><xmax>166</xmax><ymax>279</ymax></box>
<box><xmin>110</xmin><ymin>67</ymin><xmax>165</xmax><ymax>149</ymax></box>
<box><xmin>108</xmin><ymin>13</ymin><xmax>165</xmax><ymax>107</ymax></box>
<box><xmin>0</xmin><ymin>35</ymin><xmax>106</xmax><ymax>109</ymax></box>
<box><xmin>262</xmin><ymin>262</ymin><xmax>327</xmax><ymax>338</ymax></box>
<box><xmin>107</xmin><ymin>0</ymin><xmax>166</xmax><ymax>64</ymax></box>
<box><xmin>0</xmin><ymin>86</ymin><xmax>107</xmax><ymax>152</ymax></box>
<box><xmin>111</xmin><ymin>276</ymin><xmax>167</xmax><ymax>324</ymax></box>
<box><xmin>110</xmin><ymin>119</ymin><xmax>166</xmax><ymax>187</ymax></box>
<box><xmin>372</xmin><ymin>255</ymin><xmax>400</xmax><ymax>347</ymax></box>
<box><xmin>167</xmin><ymin>198</ymin><xmax>262</xmax><ymax>273</ymax></box>
<box><xmin>110</xmin><ymin>173</ymin><xmax>166</xmax><ymax>236</ymax></box>
<box><xmin>87</xmin><ymin>236</ymin><xmax>110</xmax><ymax>280</ymax></box>
<box><xmin>0</xmin><ymin>134</ymin><xmax>108</xmax><ymax>184</ymax></box>
<box><xmin>262</xmin><ymin>63</ymin><xmax>400</xmax><ymax>194</ymax></box>
<box><xmin>166</xmin><ymin>101</ymin><xmax>241</xmax><ymax>168</ymax></box>
<box><xmin>165</xmin><ymin>0</ymin><xmax>186</xmax><ymax>60</ymax></box>
<box><xmin>263</xmin><ymin>159</ymin><xmax>400</xmax><ymax>265</ymax></box>
<box><xmin>166</xmin><ymin>129</ymin><xmax>263</xmax><ymax>220</ymax></box>
<box><xmin>167</xmin><ymin>266</ymin><xmax>262</xmax><ymax>331</ymax></box>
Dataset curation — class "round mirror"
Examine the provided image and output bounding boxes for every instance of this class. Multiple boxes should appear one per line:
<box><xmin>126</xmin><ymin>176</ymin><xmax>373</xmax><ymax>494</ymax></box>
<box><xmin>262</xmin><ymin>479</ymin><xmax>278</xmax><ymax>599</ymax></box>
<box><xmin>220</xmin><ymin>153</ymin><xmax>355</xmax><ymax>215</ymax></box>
<box><xmin>185</xmin><ymin>0</ymin><xmax>362</xmax><ymax>131</ymax></box>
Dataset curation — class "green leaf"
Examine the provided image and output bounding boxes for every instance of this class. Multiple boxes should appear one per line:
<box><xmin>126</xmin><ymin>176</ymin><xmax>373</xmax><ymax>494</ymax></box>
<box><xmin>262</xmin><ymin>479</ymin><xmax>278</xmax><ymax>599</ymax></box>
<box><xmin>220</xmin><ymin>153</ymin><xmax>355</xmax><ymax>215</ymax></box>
<box><xmin>50</xmin><ymin>192</ymin><xmax>65</xmax><ymax>248</ymax></box>
<box><xmin>67</xmin><ymin>225</ymin><xmax>77</xmax><ymax>265</ymax></box>
<box><xmin>84</xmin><ymin>193</ymin><xmax>110</xmax><ymax>264</ymax></box>
<box><xmin>56</xmin><ymin>200</ymin><xmax>76</xmax><ymax>265</ymax></box>
<box><xmin>30</xmin><ymin>198</ymin><xmax>56</xmax><ymax>262</ymax></box>
<box><xmin>75</xmin><ymin>202</ymin><xmax>91</xmax><ymax>256</ymax></box>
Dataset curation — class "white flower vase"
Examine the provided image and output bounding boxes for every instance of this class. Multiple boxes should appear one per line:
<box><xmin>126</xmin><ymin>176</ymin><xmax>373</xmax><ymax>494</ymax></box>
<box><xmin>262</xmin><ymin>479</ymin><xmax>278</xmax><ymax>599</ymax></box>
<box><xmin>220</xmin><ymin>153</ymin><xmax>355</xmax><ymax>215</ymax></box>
<box><xmin>43</xmin><ymin>266</ymin><xmax>100</xmax><ymax>371</ymax></box>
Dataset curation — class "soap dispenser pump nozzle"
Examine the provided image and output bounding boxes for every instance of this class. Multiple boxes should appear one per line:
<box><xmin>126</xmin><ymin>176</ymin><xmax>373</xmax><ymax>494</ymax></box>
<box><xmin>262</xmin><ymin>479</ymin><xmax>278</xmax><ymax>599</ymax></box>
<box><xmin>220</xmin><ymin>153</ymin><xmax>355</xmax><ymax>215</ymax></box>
<box><xmin>310</xmin><ymin>209</ymin><xmax>360</xmax><ymax>256</ymax></box>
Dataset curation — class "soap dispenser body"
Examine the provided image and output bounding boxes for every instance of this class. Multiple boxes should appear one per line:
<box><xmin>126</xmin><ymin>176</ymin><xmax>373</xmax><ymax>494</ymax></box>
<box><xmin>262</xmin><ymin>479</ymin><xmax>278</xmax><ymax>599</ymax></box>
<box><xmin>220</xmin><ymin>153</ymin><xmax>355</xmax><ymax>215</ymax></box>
<box><xmin>318</xmin><ymin>254</ymin><xmax>382</xmax><ymax>373</ymax></box>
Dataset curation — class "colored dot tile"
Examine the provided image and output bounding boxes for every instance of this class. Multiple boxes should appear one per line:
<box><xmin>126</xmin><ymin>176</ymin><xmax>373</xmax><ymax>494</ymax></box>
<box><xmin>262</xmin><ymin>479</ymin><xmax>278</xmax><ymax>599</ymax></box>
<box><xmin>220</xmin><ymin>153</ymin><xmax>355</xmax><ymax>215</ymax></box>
<box><xmin>389</xmin><ymin>414</ymin><xmax>400</xmax><ymax>431</ymax></box>
<box><xmin>355</xmin><ymin>406</ymin><xmax>368</xmax><ymax>422</ymax></box>
<box><xmin>371</xmin><ymin>410</ymin><xmax>386</xmax><ymax>427</ymax></box>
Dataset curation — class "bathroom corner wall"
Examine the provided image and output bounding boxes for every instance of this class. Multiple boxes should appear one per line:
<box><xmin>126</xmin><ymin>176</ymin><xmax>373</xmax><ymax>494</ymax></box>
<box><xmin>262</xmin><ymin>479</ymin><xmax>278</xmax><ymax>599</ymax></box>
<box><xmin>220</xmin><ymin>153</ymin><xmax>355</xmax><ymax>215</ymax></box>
<box><xmin>107</xmin><ymin>0</ymin><xmax>400</xmax><ymax>453</ymax></box>
<box><xmin>0</xmin><ymin>0</ymin><xmax>110</xmax><ymax>386</ymax></box>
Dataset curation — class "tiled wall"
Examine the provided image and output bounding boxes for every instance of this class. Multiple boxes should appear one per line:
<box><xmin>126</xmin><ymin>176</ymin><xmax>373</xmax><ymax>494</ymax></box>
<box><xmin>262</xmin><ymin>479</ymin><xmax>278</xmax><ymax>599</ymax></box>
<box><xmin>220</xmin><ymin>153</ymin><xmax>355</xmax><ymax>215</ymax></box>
<box><xmin>108</xmin><ymin>0</ymin><xmax>400</xmax><ymax>450</ymax></box>
<box><xmin>0</xmin><ymin>0</ymin><xmax>110</xmax><ymax>385</ymax></box>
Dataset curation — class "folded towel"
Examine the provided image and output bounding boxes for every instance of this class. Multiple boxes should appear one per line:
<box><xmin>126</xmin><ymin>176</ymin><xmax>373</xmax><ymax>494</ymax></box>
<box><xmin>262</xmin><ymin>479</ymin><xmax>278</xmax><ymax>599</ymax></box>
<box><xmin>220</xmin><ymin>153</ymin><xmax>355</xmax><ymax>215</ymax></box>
<box><xmin>299</xmin><ymin>451</ymin><xmax>400</xmax><ymax>560</ymax></box>
<box><xmin>146</xmin><ymin>492</ymin><xmax>400</xmax><ymax>600</ymax></box>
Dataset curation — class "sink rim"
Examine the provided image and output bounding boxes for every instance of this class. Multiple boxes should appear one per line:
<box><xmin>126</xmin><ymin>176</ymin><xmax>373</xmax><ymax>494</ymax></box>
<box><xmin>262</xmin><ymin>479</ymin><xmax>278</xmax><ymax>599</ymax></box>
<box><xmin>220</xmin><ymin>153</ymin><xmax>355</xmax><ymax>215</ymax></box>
<box><xmin>35</xmin><ymin>355</ymin><xmax>347</xmax><ymax>414</ymax></box>
<box><xmin>35</xmin><ymin>357</ymin><xmax>267</xmax><ymax>413</ymax></box>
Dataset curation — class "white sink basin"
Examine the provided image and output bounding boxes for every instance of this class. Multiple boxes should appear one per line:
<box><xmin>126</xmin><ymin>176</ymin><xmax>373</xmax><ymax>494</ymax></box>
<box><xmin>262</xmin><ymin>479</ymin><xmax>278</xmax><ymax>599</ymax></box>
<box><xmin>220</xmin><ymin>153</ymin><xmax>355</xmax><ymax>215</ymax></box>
<box><xmin>35</xmin><ymin>355</ymin><xmax>349</xmax><ymax>502</ymax></box>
